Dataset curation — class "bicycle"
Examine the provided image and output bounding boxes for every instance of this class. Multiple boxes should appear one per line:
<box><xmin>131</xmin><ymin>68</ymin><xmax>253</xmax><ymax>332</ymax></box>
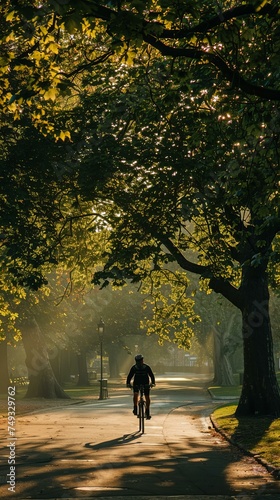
<box><xmin>138</xmin><ymin>384</ymin><xmax>146</xmax><ymax>433</ymax></box>
<box><xmin>130</xmin><ymin>384</ymin><xmax>152</xmax><ymax>434</ymax></box>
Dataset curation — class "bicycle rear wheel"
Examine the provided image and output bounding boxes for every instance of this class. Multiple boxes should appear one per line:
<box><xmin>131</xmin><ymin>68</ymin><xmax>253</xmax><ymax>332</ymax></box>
<box><xmin>138</xmin><ymin>401</ymin><xmax>145</xmax><ymax>433</ymax></box>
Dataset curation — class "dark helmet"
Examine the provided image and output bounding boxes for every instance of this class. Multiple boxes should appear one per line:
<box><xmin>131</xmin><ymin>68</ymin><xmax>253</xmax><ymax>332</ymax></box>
<box><xmin>135</xmin><ymin>354</ymin><xmax>144</xmax><ymax>362</ymax></box>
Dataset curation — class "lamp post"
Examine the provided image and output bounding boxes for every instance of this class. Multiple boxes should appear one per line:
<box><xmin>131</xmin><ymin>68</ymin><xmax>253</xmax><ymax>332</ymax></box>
<box><xmin>97</xmin><ymin>318</ymin><xmax>105</xmax><ymax>400</ymax></box>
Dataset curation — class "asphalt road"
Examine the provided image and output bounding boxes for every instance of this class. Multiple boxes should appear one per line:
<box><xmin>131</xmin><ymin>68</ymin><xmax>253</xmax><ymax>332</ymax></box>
<box><xmin>1</xmin><ymin>374</ymin><xmax>280</xmax><ymax>499</ymax></box>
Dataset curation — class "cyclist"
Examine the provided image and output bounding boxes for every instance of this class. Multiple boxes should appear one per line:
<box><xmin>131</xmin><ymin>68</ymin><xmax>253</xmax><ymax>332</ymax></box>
<box><xmin>126</xmin><ymin>354</ymin><xmax>155</xmax><ymax>419</ymax></box>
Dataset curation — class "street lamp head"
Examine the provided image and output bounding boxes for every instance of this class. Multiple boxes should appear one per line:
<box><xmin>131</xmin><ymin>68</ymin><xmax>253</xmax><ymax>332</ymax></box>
<box><xmin>97</xmin><ymin>318</ymin><xmax>105</xmax><ymax>335</ymax></box>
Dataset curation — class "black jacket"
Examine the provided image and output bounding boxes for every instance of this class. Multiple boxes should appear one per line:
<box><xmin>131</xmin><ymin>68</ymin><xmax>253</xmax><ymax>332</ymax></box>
<box><xmin>126</xmin><ymin>363</ymin><xmax>155</xmax><ymax>386</ymax></box>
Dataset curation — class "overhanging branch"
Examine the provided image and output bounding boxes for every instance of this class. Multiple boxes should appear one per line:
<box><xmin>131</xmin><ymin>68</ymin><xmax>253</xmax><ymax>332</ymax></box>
<box><xmin>142</xmin><ymin>34</ymin><xmax>280</xmax><ymax>101</ymax></box>
<box><xmin>84</xmin><ymin>1</ymin><xmax>280</xmax><ymax>101</ymax></box>
<box><xmin>209</xmin><ymin>276</ymin><xmax>243</xmax><ymax>309</ymax></box>
<box><xmin>160</xmin><ymin>236</ymin><xmax>242</xmax><ymax>308</ymax></box>
<box><xmin>160</xmin><ymin>3</ymin><xmax>277</xmax><ymax>39</ymax></box>
<box><xmin>160</xmin><ymin>236</ymin><xmax>209</xmax><ymax>275</ymax></box>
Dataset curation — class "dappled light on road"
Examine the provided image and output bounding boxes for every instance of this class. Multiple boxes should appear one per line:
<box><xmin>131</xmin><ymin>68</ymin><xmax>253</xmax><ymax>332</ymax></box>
<box><xmin>0</xmin><ymin>375</ymin><xmax>279</xmax><ymax>498</ymax></box>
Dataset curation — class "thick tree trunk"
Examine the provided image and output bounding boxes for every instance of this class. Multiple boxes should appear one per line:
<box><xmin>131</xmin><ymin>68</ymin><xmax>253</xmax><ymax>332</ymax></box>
<box><xmin>21</xmin><ymin>319</ymin><xmax>70</xmax><ymax>399</ymax></box>
<box><xmin>0</xmin><ymin>340</ymin><xmax>10</xmax><ymax>393</ymax></box>
<box><xmin>235</xmin><ymin>266</ymin><xmax>280</xmax><ymax>417</ymax></box>
<box><xmin>165</xmin><ymin>232</ymin><xmax>280</xmax><ymax>416</ymax></box>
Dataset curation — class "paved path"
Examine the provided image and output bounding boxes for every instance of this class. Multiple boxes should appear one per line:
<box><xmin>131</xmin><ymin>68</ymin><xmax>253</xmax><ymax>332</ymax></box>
<box><xmin>0</xmin><ymin>374</ymin><xmax>279</xmax><ymax>499</ymax></box>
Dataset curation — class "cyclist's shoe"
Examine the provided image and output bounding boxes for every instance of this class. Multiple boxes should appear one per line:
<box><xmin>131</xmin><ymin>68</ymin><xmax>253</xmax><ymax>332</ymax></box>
<box><xmin>145</xmin><ymin>410</ymin><xmax>151</xmax><ymax>420</ymax></box>
<box><xmin>133</xmin><ymin>406</ymin><xmax>137</xmax><ymax>415</ymax></box>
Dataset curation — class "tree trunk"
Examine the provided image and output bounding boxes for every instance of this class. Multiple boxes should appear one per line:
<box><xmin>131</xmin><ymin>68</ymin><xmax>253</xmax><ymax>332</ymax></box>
<box><xmin>212</xmin><ymin>330</ymin><xmax>235</xmax><ymax>386</ymax></box>
<box><xmin>61</xmin><ymin>350</ymin><xmax>76</xmax><ymax>383</ymax></box>
<box><xmin>21</xmin><ymin>319</ymin><xmax>70</xmax><ymax>399</ymax></box>
<box><xmin>77</xmin><ymin>351</ymin><xmax>90</xmax><ymax>386</ymax></box>
<box><xmin>235</xmin><ymin>266</ymin><xmax>280</xmax><ymax>417</ymax></box>
<box><xmin>51</xmin><ymin>349</ymin><xmax>74</xmax><ymax>384</ymax></box>
<box><xmin>164</xmin><ymin>233</ymin><xmax>280</xmax><ymax>416</ymax></box>
<box><xmin>0</xmin><ymin>340</ymin><xmax>10</xmax><ymax>393</ymax></box>
<box><xmin>107</xmin><ymin>343</ymin><xmax>122</xmax><ymax>378</ymax></box>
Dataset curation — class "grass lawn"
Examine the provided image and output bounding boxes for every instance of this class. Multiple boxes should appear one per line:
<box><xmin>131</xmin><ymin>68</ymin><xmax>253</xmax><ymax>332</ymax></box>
<box><xmin>0</xmin><ymin>380</ymin><xmax>125</xmax><ymax>417</ymax></box>
<box><xmin>0</xmin><ymin>383</ymin><xmax>102</xmax><ymax>406</ymax></box>
<box><xmin>208</xmin><ymin>385</ymin><xmax>241</xmax><ymax>399</ymax></box>
<box><xmin>210</xmin><ymin>374</ymin><xmax>280</xmax><ymax>471</ymax></box>
<box><xmin>63</xmin><ymin>379</ymin><xmax>125</xmax><ymax>398</ymax></box>
<box><xmin>0</xmin><ymin>385</ymin><xmax>100</xmax><ymax>400</ymax></box>
<box><xmin>0</xmin><ymin>378</ymin><xmax>126</xmax><ymax>401</ymax></box>
<box><xmin>63</xmin><ymin>384</ymin><xmax>100</xmax><ymax>398</ymax></box>
<box><xmin>211</xmin><ymin>404</ymin><xmax>280</xmax><ymax>470</ymax></box>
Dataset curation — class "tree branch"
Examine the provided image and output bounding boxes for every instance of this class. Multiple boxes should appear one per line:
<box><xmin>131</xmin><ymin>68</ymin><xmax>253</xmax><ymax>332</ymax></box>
<box><xmin>61</xmin><ymin>51</ymin><xmax>114</xmax><ymax>78</ymax></box>
<box><xmin>160</xmin><ymin>3</ymin><xmax>276</xmax><ymax>39</ymax></box>
<box><xmin>142</xmin><ymin>34</ymin><xmax>280</xmax><ymax>100</ymax></box>
<box><xmin>160</xmin><ymin>236</ymin><xmax>242</xmax><ymax>308</ymax></box>
<box><xmin>209</xmin><ymin>276</ymin><xmax>243</xmax><ymax>310</ymax></box>
<box><xmin>83</xmin><ymin>2</ymin><xmax>280</xmax><ymax>101</ymax></box>
<box><xmin>160</xmin><ymin>236</ymin><xmax>209</xmax><ymax>275</ymax></box>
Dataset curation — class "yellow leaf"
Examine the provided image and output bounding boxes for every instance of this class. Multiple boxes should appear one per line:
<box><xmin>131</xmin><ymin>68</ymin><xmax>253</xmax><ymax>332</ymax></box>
<box><xmin>255</xmin><ymin>0</ymin><xmax>268</xmax><ymax>12</ymax></box>
<box><xmin>64</xmin><ymin>130</ymin><xmax>71</xmax><ymax>139</ymax></box>
<box><xmin>48</xmin><ymin>42</ymin><xmax>59</xmax><ymax>54</ymax></box>
<box><xmin>6</xmin><ymin>10</ymin><xmax>16</xmax><ymax>22</ymax></box>
<box><xmin>44</xmin><ymin>88</ymin><xmax>58</xmax><ymax>101</ymax></box>
<box><xmin>32</xmin><ymin>50</ymin><xmax>42</xmax><ymax>61</ymax></box>
<box><xmin>9</xmin><ymin>102</ymin><xmax>17</xmax><ymax>111</ymax></box>
<box><xmin>40</xmin><ymin>26</ymin><xmax>48</xmax><ymax>36</ymax></box>
<box><xmin>6</xmin><ymin>33</ymin><xmax>15</xmax><ymax>42</ymax></box>
<box><xmin>190</xmin><ymin>35</ymin><xmax>197</xmax><ymax>45</ymax></box>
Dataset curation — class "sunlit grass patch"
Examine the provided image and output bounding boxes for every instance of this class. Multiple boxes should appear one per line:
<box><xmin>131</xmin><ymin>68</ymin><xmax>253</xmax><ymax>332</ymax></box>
<box><xmin>208</xmin><ymin>386</ymin><xmax>241</xmax><ymax>398</ymax></box>
<box><xmin>212</xmin><ymin>404</ymin><xmax>280</xmax><ymax>469</ymax></box>
<box><xmin>64</xmin><ymin>385</ymin><xmax>99</xmax><ymax>398</ymax></box>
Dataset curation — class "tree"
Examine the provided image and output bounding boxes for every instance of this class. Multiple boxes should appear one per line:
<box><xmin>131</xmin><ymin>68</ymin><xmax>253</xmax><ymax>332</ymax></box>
<box><xmin>0</xmin><ymin>111</ymin><xmax>110</xmax><ymax>396</ymax></box>
<box><xmin>75</xmin><ymin>283</ymin><xmax>156</xmax><ymax>378</ymax></box>
<box><xmin>0</xmin><ymin>340</ymin><xmax>10</xmax><ymax>393</ymax></box>
<box><xmin>2</xmin><ymin>1</ymin><xmax>280</xmax><ymax>415</ymax></box>
<box><xmin>140</xmin><ymin>268</ymin><xmax>200</xmax><ymax>349</ymax></box>
<box><xmin>0</xmin><ymin>273</ymin><xmax>28</xmax><ymax>393</ymax></box>
<box><xmin>65</xmin><ymin>46</ymin><xmax>280</xmax><ymax>415</ymax></box>
<box><xmin>21</xmin><ymin>318</ymin><xmax>69</xmax><ymax>398</ymax></box>
<box><xmin>90</xmin><ymin>73</ymin><xmax>280</xmax><ymax>416</ymax></box>
<box><xmin>2</xmin><ymin>2</ymin><xmax>280</xmax><ymax>134</ymax></box>
<box><xmin>191</xmin><ymin>288</ymin><xmax>242</xmax><ymax>386</ymax></box>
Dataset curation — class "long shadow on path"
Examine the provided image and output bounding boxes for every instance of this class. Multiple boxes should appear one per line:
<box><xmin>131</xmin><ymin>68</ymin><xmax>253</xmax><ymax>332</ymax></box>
<box><xmin>1</xmin><ymin>374</ymin><xmax>279</xmax><ymax>498</ymax></box>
